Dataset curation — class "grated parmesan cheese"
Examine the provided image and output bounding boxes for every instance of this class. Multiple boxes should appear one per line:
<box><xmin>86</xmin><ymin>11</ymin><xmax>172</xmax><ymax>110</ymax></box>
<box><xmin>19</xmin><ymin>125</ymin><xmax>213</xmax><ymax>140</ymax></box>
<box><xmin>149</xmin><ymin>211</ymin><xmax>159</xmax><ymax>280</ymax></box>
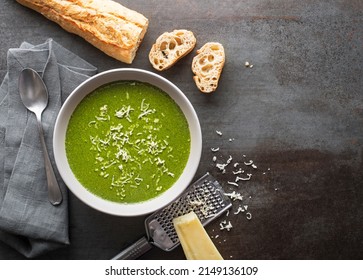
<box><xmin>224</xmin><ymin>191</ymin><xmax>243</xmax><ymax>201</ymax></box>
<box><xmin>233</xmin><ymin>168</ymin><xmax>244</xmax><ymax>175</ymax></box>
<box><xmin>227</xmin><ymin>181</ymin><xmax>239</xmax><ymax>187</ymax></box>
<box><xmin>86</xmin><ymin>98</ymin><xmax>182</xmax><ymax>201</ymax></box>
<box><xmin>216</xmin><ymin>163</ymin><xmax>228</xmax><ymax>172</ymax></box>
<box><xmin>234</xmin><ymin>206</ymin><xmax>245</xmax><ymax>215</ymax></box>
<box><xmin>235</xmin><ymin>174</ymin><xmax>252</xmax><ymax>181</ymax></box>
<box><xmin>219</xmin><ymin>220</ymin><xmax>233</xmax><ymax>231</ymax></box>
<box><xmin>208</xmin><ymin>131</ymin><xmax>272</xmax><ymax>234</ymax></box>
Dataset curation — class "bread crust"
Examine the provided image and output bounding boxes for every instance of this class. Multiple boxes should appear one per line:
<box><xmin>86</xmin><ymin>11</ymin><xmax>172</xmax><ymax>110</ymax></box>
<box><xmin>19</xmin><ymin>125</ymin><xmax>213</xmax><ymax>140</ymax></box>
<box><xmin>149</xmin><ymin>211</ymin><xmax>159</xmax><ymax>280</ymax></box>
<box><xmin>191</xmin><ymin>42</ymin><xmax>225</xmax><ymax>93</ymax></box>
<box><xmin>149</xmin><ymin>29</ymin><xmax>196</xmax><ymax>71</ymax></box>
<box><xmin>16</xmin><ymin>0</ymin><xmax>148</xmax><ymax>64</ymax></box>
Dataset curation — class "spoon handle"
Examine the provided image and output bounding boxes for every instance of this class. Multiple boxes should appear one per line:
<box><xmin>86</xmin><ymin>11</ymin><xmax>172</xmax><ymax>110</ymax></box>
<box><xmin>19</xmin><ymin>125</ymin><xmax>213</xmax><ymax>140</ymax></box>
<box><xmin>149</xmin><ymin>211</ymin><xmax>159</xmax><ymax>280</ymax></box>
<box><xmin>35</xmin><ymin>112</ymin><xmax>63</xmax><ymax>206</ymax></box>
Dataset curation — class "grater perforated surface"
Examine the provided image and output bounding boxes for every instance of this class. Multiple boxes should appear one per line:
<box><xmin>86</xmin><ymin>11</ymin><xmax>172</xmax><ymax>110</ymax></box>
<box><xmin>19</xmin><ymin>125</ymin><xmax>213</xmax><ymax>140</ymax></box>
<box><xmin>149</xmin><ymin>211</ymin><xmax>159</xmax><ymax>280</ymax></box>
<box><xmin>145</xmin><ymin>173</ymin><xmax>232</xmax><ymax>251</ymax></box>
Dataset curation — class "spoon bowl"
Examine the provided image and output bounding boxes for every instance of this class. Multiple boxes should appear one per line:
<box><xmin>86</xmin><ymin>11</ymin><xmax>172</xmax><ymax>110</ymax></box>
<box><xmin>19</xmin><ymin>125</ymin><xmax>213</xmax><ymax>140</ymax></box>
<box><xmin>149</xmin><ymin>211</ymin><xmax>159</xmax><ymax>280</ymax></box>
<box><xmin>18</xmin><ymin>68</ymin><xmax>62</xmax><ymax>206</ymax></box>
<box><xmin>19</xmin><ymin>69</ymin><xmax>48</xmax><ymax>112</ymax></box>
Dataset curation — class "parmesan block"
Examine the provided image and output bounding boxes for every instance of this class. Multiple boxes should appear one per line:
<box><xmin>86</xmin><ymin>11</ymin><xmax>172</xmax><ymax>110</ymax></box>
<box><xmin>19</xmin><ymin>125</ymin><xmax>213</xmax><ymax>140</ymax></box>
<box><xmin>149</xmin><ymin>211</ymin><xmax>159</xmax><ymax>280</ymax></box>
<box><xmin>173</xmin><ymin>211</ymin><xmax>223</xmax><ymax>260</ymax></box>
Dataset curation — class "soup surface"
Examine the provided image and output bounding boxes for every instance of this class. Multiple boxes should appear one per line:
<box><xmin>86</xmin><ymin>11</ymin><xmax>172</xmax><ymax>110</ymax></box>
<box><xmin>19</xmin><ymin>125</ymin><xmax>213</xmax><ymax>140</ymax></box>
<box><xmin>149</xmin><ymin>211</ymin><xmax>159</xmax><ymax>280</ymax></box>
<box><xmin>66</xmin><ymin>81</ymin><xmax>190</xmax><ymax>203</ymax></box>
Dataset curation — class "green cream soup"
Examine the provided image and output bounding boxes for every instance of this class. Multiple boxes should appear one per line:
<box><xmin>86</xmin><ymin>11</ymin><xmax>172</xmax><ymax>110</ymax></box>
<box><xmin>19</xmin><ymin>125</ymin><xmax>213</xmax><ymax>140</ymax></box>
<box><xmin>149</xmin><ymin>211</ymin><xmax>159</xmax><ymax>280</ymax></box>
<box><xmin>66</xmin><ymin>81</ymin><xmax>191</xmax><ymax>203</ymax></box>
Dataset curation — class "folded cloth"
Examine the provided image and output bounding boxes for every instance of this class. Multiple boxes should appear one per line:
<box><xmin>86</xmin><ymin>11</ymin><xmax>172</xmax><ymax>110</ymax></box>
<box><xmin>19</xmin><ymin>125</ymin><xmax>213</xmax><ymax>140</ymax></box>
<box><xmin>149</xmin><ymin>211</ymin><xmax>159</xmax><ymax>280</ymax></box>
<box><xmin>0</xmin><ymin>39</ymin><xmax>97</xmax><ymax>258</ymax></box>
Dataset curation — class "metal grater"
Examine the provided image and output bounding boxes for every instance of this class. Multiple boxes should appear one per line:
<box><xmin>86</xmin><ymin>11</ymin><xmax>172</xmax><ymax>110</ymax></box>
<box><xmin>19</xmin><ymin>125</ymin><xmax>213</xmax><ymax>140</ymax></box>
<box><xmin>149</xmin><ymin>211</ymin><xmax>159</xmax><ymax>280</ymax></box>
<box><xmin>112</xmin><ymin>173</ymin><xmax>232</xmax><ymax>260</ymax></box>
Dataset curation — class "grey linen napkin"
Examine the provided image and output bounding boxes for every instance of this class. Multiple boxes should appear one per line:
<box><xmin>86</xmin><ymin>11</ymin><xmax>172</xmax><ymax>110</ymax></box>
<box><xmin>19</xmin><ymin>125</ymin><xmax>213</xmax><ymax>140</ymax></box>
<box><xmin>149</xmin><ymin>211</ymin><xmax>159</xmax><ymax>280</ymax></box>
<box><xmin>0</xmin><ymin>39</ymin><xmax>97</xmax><ymax>258</ymax></box>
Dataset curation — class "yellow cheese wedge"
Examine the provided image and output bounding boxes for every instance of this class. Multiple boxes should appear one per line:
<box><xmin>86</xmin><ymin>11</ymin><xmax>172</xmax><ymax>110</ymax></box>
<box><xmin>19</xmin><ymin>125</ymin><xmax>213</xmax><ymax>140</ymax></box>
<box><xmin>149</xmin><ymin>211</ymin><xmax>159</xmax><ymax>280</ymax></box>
<box><xmin>173</xmin><ymin>211</ymin><xmax>223</xmax><ymax>260</ymax></box>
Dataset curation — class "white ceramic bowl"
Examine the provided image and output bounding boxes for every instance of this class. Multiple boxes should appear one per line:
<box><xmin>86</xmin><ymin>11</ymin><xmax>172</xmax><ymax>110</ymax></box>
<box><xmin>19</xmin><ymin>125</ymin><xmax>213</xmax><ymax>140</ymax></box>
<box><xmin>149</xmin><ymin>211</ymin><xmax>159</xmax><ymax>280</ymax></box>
<box><xmin>53</xmin><ymin>68</ymin><xmax>202</xmax><ymax>216</ymax></box>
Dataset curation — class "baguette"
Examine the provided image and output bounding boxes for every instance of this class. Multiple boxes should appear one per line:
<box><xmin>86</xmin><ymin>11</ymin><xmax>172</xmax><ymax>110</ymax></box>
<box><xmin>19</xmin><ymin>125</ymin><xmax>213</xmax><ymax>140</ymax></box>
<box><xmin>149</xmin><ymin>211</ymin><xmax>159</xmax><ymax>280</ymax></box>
<box><xmin>149</xmin><ymin>29</ymin><xmax>196</xmax><ymax>71</ymax></box>
<box><xmin>191</xmin><ymin>42</ymin><xmax>225</xmax><ymax>93</ymax></box>
<box><xmin>16</xmin><ymin>0</ymin><xmax>149</xmax><ymax>64</ymax></box>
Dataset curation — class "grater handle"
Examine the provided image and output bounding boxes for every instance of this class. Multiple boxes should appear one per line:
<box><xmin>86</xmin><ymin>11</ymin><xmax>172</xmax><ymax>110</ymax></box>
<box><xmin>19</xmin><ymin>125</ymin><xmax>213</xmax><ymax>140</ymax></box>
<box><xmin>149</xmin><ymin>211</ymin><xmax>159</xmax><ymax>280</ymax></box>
<box><xmin>111</xmin><ymin>236</ymin><xmax>153</xmax><ymax>260</ymax></box>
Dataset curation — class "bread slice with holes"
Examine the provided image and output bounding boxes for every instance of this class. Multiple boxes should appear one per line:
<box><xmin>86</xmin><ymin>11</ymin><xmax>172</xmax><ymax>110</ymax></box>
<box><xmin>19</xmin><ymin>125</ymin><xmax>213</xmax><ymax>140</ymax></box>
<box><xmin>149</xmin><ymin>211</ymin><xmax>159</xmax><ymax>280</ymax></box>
<box><xmin>149</xmin><ymin>29</ymin><xmax>196</xmax><ymax>71</ymax></box>
<box><xmin>191</xmin><ymin>42</ymin><xmax>225</xmax><ymax>93</ymax></box>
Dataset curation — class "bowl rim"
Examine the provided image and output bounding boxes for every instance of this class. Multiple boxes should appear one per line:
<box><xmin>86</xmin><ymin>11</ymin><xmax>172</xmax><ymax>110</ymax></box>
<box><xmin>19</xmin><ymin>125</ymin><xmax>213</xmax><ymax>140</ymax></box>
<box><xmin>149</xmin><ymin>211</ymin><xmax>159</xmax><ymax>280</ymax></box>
<box><xmin>53</xmin><ymin>68</ymin><xmax>202</xmax><ymax>216</ymax></box>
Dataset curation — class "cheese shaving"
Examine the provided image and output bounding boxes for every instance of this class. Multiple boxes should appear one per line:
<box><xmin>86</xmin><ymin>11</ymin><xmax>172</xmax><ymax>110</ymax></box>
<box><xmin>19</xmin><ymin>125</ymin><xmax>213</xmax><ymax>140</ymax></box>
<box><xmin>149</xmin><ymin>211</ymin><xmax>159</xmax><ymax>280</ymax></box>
<box><xmin>224</xmin><ymin>191</ymin><xmax>243</xmax><ymax>201</ymax></box>
<box><xmin>219</xmin><ymin>220</ymin><xmax>233</xmax><ymax>231</ymax></box>
<box><xmin>234</xmin><ymin>206</ymin><xmax>245</xmax><ymax>215</ymax></box>
<box><xmin>235</xmin><ymin>174</ymin><xmax>252</xmax><ymax>181</ymax></box>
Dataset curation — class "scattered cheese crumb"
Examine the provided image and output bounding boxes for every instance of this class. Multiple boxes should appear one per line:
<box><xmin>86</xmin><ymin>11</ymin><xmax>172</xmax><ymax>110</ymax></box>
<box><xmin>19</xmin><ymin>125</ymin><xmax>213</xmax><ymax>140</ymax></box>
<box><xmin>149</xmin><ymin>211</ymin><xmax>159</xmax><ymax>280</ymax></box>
<box><xmin>216</xmin><ymin>163</ymin><xmax>228</xmax><ymax>172</ymax></box>
<box><xmin>224</xmin><ymin>191</ymin><xmax>243</xmax><ymax>201</ymax></box>
<box><xmin>227</xmin><ymin>181</ymin><xmax>239</xmax><ymax>187</ymax></box>
<box><xmin>234</xmin><ymin>206</ymin><xmax>245</xmax><ymax>215</ymax></box>
<box><xmin>215</xmin><ymin>155</ymin><xmax>233</xmax><ymax>173</ymax></box>
<box><xmin>220</xmin><ymin>220</ymin><xmax>233</xmax><ymax>231</ymax></box>
<box><xmin>235</xmin><ymin>173</ymin><xmax>252</xmax><ymax>181</ymax></box>
<box><xmin>233</xmin><ymin>169</ymin><xmax>244</xmax><ymax>175</ymax></box>
<box><xmin>207</xmin><ymin>137</ymin><xmax>273</xmax><ymax>234</ymax></box>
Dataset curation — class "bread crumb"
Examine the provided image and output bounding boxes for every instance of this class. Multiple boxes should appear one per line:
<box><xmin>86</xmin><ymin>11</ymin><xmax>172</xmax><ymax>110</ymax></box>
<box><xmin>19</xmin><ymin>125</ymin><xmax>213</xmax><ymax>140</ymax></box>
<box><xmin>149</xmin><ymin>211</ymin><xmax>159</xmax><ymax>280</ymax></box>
<box><xmin>245</xmin><ymin>61</ymin><xmax>254</xmax><ymax>68</ymax></box>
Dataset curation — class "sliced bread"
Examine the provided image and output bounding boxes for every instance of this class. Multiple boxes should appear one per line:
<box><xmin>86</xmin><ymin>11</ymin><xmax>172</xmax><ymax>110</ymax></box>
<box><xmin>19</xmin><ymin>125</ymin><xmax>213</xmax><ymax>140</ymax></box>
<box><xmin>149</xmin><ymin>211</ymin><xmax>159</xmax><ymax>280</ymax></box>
<box><xmin>149</xmin><ymin>29</ymin><xmax>196</xmax><ymax>71</ymax></box>
<box><xmin>191</xmin><ymin>42</ymin><xmax>225</xmax><ymax>93</ymax></box>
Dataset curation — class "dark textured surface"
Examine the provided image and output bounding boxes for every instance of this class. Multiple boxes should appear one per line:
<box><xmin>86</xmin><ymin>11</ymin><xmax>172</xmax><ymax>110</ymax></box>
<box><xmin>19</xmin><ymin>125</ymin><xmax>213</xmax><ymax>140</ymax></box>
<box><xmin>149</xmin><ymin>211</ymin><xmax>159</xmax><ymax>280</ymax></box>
<box><xmin>0</xmin><ymin>0</ymin><xmax>362</xmax><ymax>260</ymax></box>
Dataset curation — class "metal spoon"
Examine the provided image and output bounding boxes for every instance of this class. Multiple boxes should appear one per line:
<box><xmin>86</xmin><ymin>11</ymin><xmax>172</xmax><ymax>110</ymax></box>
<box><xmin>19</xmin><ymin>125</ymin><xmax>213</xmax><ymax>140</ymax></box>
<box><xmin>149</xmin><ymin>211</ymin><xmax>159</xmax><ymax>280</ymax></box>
<box><xmin>18</xmin><ymin>68</ymin><xmax>62</xmax><ymax>206</ymax></box>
